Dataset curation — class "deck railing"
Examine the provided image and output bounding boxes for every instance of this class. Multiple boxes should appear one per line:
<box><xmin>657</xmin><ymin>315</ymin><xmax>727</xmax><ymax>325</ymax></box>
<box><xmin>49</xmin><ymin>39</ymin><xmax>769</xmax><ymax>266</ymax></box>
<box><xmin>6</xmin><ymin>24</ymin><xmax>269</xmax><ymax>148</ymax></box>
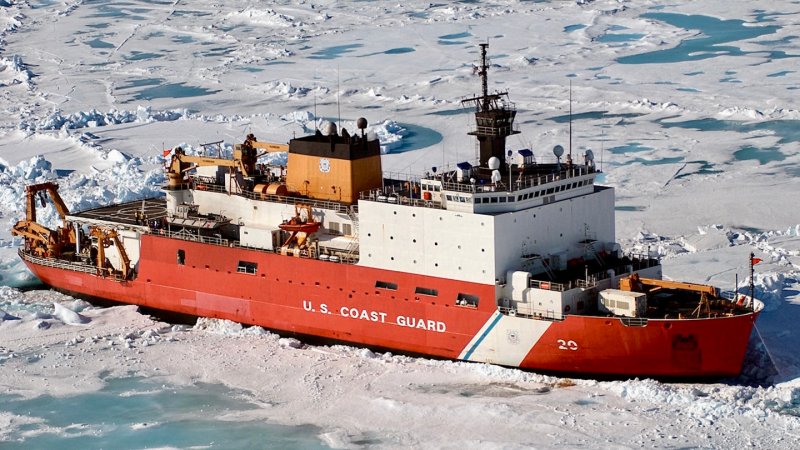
<box><xmin>439</xmin><ymin>166</ymin><xmax>594</xmax><ymax>194</ymax></box>
<box><xmin>153</xmin><ymin>229</ymin><xmax>359</xmax><ymax>265</ymax></box>
<box><xmin>18</xmin><ymin>250</ymin><xmax>127</xmax><ymax>281</ymax></box>
<box><xmin>189</xmin><ymin>179</ymin><xmax>349</xmax><ymax>213</ymax></box>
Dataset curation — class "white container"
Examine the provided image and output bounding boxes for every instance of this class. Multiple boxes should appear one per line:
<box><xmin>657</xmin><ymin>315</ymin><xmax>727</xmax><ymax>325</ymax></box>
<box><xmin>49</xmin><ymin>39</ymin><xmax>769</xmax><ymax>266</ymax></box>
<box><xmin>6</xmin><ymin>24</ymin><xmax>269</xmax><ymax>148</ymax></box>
<box><xmin>598</xmin><ymin>289</ymin><xmax>647</xmax><ymax>318</ymax></box>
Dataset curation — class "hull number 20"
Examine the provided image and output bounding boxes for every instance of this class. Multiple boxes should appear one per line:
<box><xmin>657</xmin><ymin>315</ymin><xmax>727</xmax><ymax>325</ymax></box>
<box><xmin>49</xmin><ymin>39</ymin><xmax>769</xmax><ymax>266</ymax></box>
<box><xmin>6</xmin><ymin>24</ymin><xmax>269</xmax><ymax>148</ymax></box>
<box><xmin>557</xmin><ymin>339</ymin><xmax>578</xmax><ymax>351</ymax></box>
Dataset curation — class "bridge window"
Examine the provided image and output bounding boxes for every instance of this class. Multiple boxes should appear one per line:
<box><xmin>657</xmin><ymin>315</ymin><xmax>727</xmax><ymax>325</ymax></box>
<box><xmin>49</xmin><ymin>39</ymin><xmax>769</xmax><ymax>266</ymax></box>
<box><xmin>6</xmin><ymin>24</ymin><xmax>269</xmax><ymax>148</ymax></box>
<box><xmin>375</xmin><ymin>281</ymin><xmax>398</xmax><ymax>291</ymax></box>
<box><xmin>176</xmin><ymin>249</ymin><xmax>185</xmax><ymax>265</ymax></box>
<box><xmin>415</xmin><ymin>287</ymin><xmax>438</xmax><ymax>297</ymax></box>
<box><xmin>237</xmin><ymin>261</ymin><xmax>258</xmax><ymax>274</ymax></box>
<box><xmin>456</xmin><ymin>293</ymin><xmax>479</xmax><ymax>308</ymax></box>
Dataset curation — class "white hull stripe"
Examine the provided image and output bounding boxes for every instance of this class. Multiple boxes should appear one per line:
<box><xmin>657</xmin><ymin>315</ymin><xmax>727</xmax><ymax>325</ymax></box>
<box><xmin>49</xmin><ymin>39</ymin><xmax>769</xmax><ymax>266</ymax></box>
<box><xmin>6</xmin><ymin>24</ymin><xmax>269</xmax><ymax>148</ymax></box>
<box><xmin>460</xmin><ymin>311</ymin><xmax>504</xmax><ymax>360</ymax></box>
<box><xmin>459</xmin><ymin>311</ymin><xmax>553</xmax><ymax>366</ymax></box>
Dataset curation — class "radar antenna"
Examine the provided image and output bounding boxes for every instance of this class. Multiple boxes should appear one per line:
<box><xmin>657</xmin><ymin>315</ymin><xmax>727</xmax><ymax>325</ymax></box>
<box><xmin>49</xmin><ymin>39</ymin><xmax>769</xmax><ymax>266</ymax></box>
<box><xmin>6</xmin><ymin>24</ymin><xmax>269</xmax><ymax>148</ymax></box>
<box><xmin>462</xmin><ymin>43</ymin><xmax>520</xmax><ymax>168</ymax></box>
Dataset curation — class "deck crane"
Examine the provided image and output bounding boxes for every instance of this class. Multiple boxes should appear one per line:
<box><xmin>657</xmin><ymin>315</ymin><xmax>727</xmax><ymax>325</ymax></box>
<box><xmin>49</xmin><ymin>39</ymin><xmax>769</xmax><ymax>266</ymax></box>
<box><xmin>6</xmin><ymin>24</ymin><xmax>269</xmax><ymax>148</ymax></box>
<box><xmin>165</xmin><ymin>134</ymin><xmax>288</xmax><ymax>189</ymax></box>
<box><xmin>11</xmin><ymin>182</ymin><xmax>75</xmax><ymax>257</ymax></box>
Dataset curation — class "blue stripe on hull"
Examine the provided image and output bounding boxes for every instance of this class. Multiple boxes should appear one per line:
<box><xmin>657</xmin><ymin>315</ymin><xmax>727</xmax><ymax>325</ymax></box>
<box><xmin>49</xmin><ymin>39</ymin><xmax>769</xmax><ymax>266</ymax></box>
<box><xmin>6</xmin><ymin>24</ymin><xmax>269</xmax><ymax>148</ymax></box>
<box><xmin>463</xmin><ymin>312</ymin><xmax>503</xmax><ymax>360</ymax></box>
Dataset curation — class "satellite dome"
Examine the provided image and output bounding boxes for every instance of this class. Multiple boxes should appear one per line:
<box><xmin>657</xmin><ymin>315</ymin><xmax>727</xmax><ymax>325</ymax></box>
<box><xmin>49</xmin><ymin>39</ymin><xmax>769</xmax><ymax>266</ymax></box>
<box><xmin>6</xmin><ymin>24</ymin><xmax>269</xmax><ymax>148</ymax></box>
<box><xmin>324</xmin><ymin>121</ymin><xmax>337</xmax><ymax>136</ymax></box>
<box><xmin>488</xmin><ymin>156</ymin><xmax>501</xmax><ymax>170</ymax></box>
<box><xmin>553</xmin><ymin>145</ymin><xmax>564</xmax><ymax>158</ymax></box>
<box><xmin>356</xmin><ymin>117</ymin><xmax>368</xmax><ymax>129</ymax></box>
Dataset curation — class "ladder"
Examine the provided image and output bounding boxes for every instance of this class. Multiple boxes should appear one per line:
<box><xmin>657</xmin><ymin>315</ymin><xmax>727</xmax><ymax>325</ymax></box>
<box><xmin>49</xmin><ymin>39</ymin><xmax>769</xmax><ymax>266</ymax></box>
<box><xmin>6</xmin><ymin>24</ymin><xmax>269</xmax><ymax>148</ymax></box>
<box><xmin>582</xmin><ymin>224</ymin><xmax>605</xmax><ymax>266</ymax></box>
<box><xmin>343</xmin><ymin>205</ymin><xmax>360</xmax><ymax>262</ymax></box>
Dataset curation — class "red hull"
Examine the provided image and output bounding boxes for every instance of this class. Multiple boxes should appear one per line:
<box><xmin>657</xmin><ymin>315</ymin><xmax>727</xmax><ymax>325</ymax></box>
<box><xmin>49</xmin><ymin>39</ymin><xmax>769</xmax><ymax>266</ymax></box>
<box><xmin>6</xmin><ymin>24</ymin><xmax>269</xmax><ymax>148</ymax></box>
<box><xmin>24</xmin><ymin>234</ymin><xmax>760</xmax><ymax>378</ymax></box>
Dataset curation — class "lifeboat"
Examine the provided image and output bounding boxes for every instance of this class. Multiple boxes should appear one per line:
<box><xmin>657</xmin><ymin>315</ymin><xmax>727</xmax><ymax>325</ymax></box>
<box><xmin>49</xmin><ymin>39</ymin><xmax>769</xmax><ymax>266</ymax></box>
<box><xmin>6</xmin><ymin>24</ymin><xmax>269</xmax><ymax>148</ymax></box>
<box><xmin>279</xmin><ymin>219</ymin><xmax>321</xmax><ymax>234</ymax></box>
<box><xmin>279</xmin><ymin>203</ymin><xmax>321</xmax><ymax>234</ymax></box>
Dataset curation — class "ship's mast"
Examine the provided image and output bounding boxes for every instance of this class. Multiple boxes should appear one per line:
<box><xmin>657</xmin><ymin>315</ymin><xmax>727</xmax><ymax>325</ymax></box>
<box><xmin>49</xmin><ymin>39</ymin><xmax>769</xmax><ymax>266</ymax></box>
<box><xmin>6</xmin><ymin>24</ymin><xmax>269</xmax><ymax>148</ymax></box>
<box><xmin>462</xmin><ymin>43</ymin><xmax>519</xmax><ymax>168</ymax></box>
<box><xmin>480</xmin><ymin>43</ymin><xmax>489</xmax><ymax>111</ymax></box>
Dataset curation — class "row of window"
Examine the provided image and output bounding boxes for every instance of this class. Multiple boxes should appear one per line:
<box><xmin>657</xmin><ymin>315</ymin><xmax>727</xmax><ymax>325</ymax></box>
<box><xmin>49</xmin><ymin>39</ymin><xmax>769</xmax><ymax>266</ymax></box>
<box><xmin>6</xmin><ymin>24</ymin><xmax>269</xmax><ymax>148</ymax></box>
<box><xmin>179</xmin><ymin>250</ymin><xmax>259</xmax><ymax>275</ymax></box>
<box><xmin>328</xmin><ymin>221</ymin><xmax>353</xmax><ymax>236</ymax></box>
<box><xmin>444</xmin><ymin>179</ymin><xmax>591</xmax><ymax>204</ymax></box>
<box><xmin>375</xmin><ymin>281</ymin><xmax>478</xmax><ymax>307</ymax></box>
<box><xmin>179</xmin><ymin>253</ymin><xmax>478</xmax><ymax>308</ymax></box>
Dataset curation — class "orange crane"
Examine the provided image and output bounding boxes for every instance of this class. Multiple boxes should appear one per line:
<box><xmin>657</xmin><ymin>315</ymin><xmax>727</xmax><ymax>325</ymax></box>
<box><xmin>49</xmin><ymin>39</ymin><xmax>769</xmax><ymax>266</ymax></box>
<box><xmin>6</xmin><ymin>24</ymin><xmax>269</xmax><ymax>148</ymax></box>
<box><xmin>11</xmin><ymin>182</ymin><xmax>75</xmax><ymax>257</ymax></box>
<box><xmin>619</xmin><ymin>273</ymin><xmax>719</xmax><ymax>318</ymax></box>
<box><xmin>90</xmin><ymin>226</ymin><xmax>131</xmax><ymax>279</ymax></box>
<box><xmin>166</xmin><ymin>134</ymin><xmax>288</xmax><ymax>189</ymax></box>
<box><xmin>619</xmin><ymin>273</ymin><xmax>718</xmax><ymax>296</ymax></box>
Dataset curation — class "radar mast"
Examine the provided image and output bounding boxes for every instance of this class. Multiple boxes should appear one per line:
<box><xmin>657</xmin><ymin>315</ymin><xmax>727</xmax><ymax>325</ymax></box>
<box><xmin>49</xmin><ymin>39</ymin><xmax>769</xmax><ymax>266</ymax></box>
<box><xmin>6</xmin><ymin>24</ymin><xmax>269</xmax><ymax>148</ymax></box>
<box><xmin>461</xmin><ymin>43</ymin><xmax>520</xmax><ymax>168</ymax></box>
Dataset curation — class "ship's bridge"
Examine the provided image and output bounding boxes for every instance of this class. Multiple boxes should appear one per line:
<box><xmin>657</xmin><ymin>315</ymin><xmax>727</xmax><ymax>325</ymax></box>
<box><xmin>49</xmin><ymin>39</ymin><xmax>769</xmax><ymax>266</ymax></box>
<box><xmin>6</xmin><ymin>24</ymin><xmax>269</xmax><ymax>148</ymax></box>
<box><xmin>360</xmin><ymin>161</ymin><xmax>599</xmax><ymax>215</ymax></box>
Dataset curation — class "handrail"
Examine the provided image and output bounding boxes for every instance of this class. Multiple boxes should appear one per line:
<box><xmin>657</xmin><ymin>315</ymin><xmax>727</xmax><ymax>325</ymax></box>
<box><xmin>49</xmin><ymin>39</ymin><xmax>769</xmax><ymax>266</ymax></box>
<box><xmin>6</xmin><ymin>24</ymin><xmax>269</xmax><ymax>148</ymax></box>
<box><xmin>529</xmin><ymin>255</ymin><xmax>662</xmax><ymax>292</ymax></box>
<box><xmin>154</xmin><ymin>229</ymin><xmax>359</xmax><ymax>265</ymax></box>
<box><xmin>358</xmin><ymin>189</ymin><xmax>444</xmax><ymax>209</ymax></box>
<box><xmin>19</xmin><ymin>250</ymin><xmax>127</xmax><ymax>281</ymax></box>
<box><xmin>439</xmin><ymin>166</ymin><xmax>594</xmax><ymax>194</ymax></box>
<box><xmin>188</xmin><ymin>179</ymin><xmax>349</xmax><ymax>213</ymax></box>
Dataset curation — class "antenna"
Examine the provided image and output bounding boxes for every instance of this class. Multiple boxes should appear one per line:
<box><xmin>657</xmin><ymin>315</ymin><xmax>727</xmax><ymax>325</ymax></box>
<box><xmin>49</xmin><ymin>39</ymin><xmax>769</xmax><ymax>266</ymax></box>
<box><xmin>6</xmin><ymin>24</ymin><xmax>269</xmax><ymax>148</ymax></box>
<box><xmin>479</xmin><ymin>43</ymin><xmax>489</xmax><ymax>111</ymax></box>
<box><xmin>600</xmin><ymin>126</ymin><xmax>604</xmax><ymax>173</ymax></box>
<box><xmin>569</xmin><ymin>80</ymin><xmax>573</xmax><ymax>160</ymax></box>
